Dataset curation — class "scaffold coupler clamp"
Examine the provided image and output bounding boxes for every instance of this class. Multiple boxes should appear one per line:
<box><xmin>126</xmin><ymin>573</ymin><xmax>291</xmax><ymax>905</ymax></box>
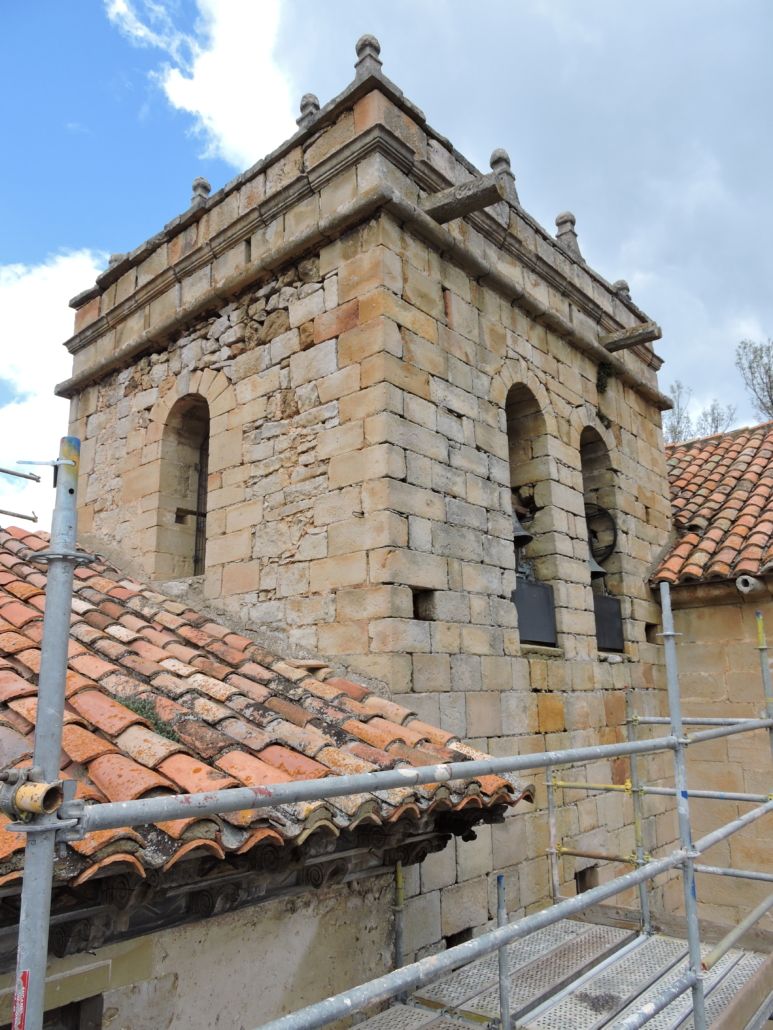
<box><xmin>0</xmin><ymin>767</ymin><xmax>63</xmax><ymax>822</ymax></box>
<box><xmin>55</xmin><ymin>793</ymin><xmax>88</xmax><ymax>841</ymax></box>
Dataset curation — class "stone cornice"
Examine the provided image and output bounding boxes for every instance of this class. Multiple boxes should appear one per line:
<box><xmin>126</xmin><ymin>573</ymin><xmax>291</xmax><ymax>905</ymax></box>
<box><xmin>61</xmin><ymin>125</ymin><xmax>663</xmax><ymax>408</ymax></box>
<box><xmin>69</xmin><ymin>66</ymin><xmax>656</xmax><ymax>345</ymax></box>
<box><xmin>56</xmin><ymin>171</ymin><xmax>671</xmax><ymax>412</ymax></box>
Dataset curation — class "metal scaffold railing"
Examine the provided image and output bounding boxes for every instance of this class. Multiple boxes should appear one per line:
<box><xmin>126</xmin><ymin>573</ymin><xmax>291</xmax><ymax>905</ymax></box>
<box><xmin>2</xmin><ymin>437</ymin><xmax>772</xmax><ymax>1030</ymax></box>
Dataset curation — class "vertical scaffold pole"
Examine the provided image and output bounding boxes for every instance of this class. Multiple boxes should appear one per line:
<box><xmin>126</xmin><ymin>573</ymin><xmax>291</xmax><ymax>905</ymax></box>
<box><xmin>11</xmin><ymin>438</ymin><xmax>81</xmax><ymax>1030</ymax></box>
<box><xmin>496</xmin><ymin>874</ymin><xmax>510</xmax><ymax>1029</ymax></box>
<box><xmin>545</xmin><ymin>767</ymin><xmax>560</xmax><ymax>902</ymax></box>
<box><xmin>754</xmin><ymin>610</ymin><xmax>773</xmax><ymax>764</ymax></box>
<box><xmin>626</xmin><ymin>689</ymin><xmax>652</xmax><ymax>933</ymax></box>
<box><xmin>659</xmin><ymin>581</ymin><xmax>707</xmax><ymax>1030</ymax></box>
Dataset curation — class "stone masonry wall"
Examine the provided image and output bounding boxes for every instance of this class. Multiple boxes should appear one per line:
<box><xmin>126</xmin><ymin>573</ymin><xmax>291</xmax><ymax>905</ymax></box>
<box><xmin>666</xmin><ymin>593</ymin><xmax>772</xmax><ymax>931</ymax></box>
<box><xmin>69</xmin><ymin>209</ymin><xmax>675</xmax><ymax>956</ymax></box>
<box><xmin>63</xmin><ymin>61</ymin><xmax>678</xmax><ymax>961</ymax></box>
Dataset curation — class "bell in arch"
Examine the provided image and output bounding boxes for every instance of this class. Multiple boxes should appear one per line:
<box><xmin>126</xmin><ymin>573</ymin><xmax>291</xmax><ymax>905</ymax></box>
<box><xmin>512</xmin><ymin>512</ymin><xmax>534</xmax><ymax>548</ymax></box>
<box><xmin>588</xmin><ymin>545</ymin><xmax>606</xmax><ymax>580</ymax></box>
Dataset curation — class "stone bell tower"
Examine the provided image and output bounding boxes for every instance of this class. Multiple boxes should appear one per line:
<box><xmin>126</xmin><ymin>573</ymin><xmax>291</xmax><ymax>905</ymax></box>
<box><xmin>61</xmin><ymin>33</ymin><xmax>671</xmax><ymax>767</ymax></box>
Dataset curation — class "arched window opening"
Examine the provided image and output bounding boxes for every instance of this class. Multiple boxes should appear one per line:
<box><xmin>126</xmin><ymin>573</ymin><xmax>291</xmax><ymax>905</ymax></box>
<box><xmin>580</xmin><ymin>426</ymin><xmax>624</xmax><ymax>652</ymax></box>
<box><xmin>506</xmin><ymin>384</ymin><xmax>557</xmax><ymax>646</ymax></box>
<box><xmin>156</xmin><ymin>395</ymin><xmax>210</xmax><ymax>579</ymax></box>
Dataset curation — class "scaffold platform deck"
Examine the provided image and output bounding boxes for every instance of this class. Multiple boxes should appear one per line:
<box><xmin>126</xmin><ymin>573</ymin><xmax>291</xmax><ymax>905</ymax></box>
<box><xmin>356</xmin><ymin>918</ymin><xmax>773</xmax><ymax>1030</ymax></box>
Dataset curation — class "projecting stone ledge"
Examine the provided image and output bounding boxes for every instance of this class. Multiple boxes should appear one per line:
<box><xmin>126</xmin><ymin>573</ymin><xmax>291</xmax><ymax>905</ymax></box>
<box><xmin>600</xmin><ymin>321</ymin><xmax>662</xmax><ymax>352</ymax></box>
<box><xmin>420</xmin><ymin>148</ymin><xmax>518</xmax><ymax>223</ymax></box>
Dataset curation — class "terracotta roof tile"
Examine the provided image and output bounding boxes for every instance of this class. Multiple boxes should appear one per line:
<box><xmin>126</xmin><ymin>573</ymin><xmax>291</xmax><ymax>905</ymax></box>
<box><xmin>655</xmin><ymin>421</ymin><xmax>773</xmax><ymax>583</ymax></box>
<box><xmin>0</xmin><ymin>527</ymin><xmax>525</xmax><ymax>888</ymax></box>
<box><xmin>61</xmin><ymin>724</ymin><xmax>118</xmax><ymax>764</ymax></box>
<box><xmin>89</xmin><ymin>753</ymin><xmax>176</xmax><ymax>801</ymax></box>
<box><xmin>157</xmin><ymin>754</ymin><xmax>238</xmax><ymax>793</ymax></box>
<box><xmin>68</xmin><ymin>690</ymin><xmax>145</xmax><ymax>736</ymax></box>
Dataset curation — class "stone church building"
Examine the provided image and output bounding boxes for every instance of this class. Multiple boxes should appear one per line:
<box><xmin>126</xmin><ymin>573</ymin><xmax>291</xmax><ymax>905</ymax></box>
<box><xmin>57</xmin><ymin>35</ymin><xmax>674</xmax><ymax>967</ymax></box>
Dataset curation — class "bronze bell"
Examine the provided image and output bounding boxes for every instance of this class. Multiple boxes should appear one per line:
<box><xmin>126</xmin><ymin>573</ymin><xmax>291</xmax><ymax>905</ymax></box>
<box><xmin>512</xmin><ymin>512</ymin><xmax>534</xmax><ymax>548</ymax></box>
<box><xmin>588</xmin><ymin>545</ymin><xmax>606</xmax><ymax>580</ymax></box>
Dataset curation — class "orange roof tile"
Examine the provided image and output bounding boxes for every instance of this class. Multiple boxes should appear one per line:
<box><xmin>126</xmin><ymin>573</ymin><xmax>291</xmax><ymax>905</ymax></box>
<box><xmin>0</xmin><ymin>527</ymin><xmax>530</xmax><ymax>887</ymax></box>
<box><xmin>655</xmin><ymin>421</ymin><xmax>773</xmax><ymax>584</ymax></box>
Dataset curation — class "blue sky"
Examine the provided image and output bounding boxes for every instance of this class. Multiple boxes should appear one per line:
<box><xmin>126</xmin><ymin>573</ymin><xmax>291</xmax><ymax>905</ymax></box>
<box><xmin>2</xmin><ymin>1</ymin><xmax>772</xmax><ymax>524</ymax></box>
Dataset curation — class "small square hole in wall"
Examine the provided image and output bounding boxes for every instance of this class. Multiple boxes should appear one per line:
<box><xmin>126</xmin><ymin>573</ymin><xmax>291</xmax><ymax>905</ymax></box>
<box><xmin>413</xmin><ymin>589</ymin><xmax>436</xmax><ymax>620</ymax></box>
<box><xmin>575</xmin><ymin>864</ymin><xmax>599</xmax><ymax>894</ymax></box>
<box><xmin>645</xmin><ymin>622</ymin><xmax>660</xmax><ymax>644</ymax></box>
<box><xmin>445</xmin><ymin>927</ymin><xmax>473</xmax><ymax>951</ymax></box>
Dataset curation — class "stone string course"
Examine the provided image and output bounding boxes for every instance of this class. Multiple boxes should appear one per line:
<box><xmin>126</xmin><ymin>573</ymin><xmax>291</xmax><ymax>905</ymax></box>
<box><xmin>65</xmin><ymin>48</ymin><xmax>679</xmax><ymax>959</ymax></box>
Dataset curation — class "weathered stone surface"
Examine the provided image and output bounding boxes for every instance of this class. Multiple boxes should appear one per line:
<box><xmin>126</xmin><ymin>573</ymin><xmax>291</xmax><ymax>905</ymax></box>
<box><xmin>67</xmin><ymin>64</ymin><xmax>674</xmax><ymax>969</ymax></box>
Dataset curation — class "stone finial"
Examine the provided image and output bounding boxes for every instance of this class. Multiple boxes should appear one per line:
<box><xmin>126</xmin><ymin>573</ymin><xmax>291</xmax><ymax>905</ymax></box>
<box><xmin>490</xmin><ymin>148</ymin><xmax>519</xmax><ymax>205</ymax></box>
<box><xmin>190</xmin><ymin>176</ymin><xmax>212</xmax><ymax>207</ymax></box>
<box><xmin>108</xmin><ymin>253</ymin><xmax>127</xmax><ymax>269</ymax></box>
<box><xmin>555</xmin><ymin>211</ymin><xmax>584</xmax><ymax>262</ymax></box>
<box><xmin>296</xmin><ymin>93</ymin><xmax>321</xmax><ymax>129</ymax></box>
<box><xmin>613</xmin><ymin>279</ymin><xmax>632</xmax><ymax>300</ymax></box>
<box><xmin>355</xmin><ymin>33</ymin><xmax>383</xmax><ymax>78</ymax></box>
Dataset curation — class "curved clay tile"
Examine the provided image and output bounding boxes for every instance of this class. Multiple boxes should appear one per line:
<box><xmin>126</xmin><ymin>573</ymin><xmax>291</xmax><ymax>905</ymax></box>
<box><xmin>114</xmin><ymin>724</ymin><xmax>184</xmax><ymax>768</ymax></box>
<box><xmin>61</xmin><ymin>724</ymin><xmax>118</xmax><ymax>765</ymax></box>
<box><xmin>0</xmin><ymin>817</ymin><xmax>26</xmax><ymax>860</ymax></box>
<box><xmin>294</xmin><ymin>817</ymin><xmax>339</xmax><ymax>845</ymax></box>
<box><xmin>258</xmin><ymin>745</ymin><xmax>327</xmax><ymax>780</ymax></box>
<box><xmin>235</xmin><ymin>826</ymin><xmax>284</xmax><ymax>854</ymax></box>
<box><xmin>0</xmin><ymin>870</ymin><xmax>23</xmax><ymax>887</ymax></box>
<box><xmin>156</xmin><ymin>753</ymin><xmax>239</xmax><ymax>793</ymax></box>
<box><xmin>387</xmin><ymin>802</ymin><xmax>422</xmax><ymax>823</ymax></box>
<box><xmin>361</xmin><ymin>695</ymin><xmax>416</xmax><ymax>724</ymax></box>
<box><xmin>70</xmin><ymin>827</ymin><xmax>144</xmax><ymax>857</ymax></box>
<box><xmin>68</xmin><ymin>690</ymin><xmax>145</xmax><ymax>736</ymax></box>
<box><xmin>71</xmin><ymin>853</ymin><xmax>146</xmax><ymax>886</ymax></box>
<box><xmin>0</xmin><ymin>670</ymin><xmax>36</xmax><ymax>704</ymax></box>
<box><xmin>156</xmin><ymin>816</ymin><xmax>220</xmax><ymax>840</ymax></box>
<box><xmin>216</xmin><ymin>749</ymin><xmax>292</xmax><ymax>786</ymax></box>
<box><xmin>162</xmin><ymin>838</ymin><xmax>225</xmax><ymax>872</ymax></box>
<box><xmin>89</xmin><ymin>753</ymin><xmax>176</xmax><ymax>801</ymax></box>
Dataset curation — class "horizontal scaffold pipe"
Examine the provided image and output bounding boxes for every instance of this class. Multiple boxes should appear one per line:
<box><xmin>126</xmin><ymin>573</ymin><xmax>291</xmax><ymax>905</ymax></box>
<box><xmin>73</xmin><ymin>735</ymin><xmax>678</xmax><ymax>834</ymax></box>
<box><xmin>637</xmin><ymin>716</ymin><xmax>752</xmax><ymax>726</ymax></box>
<box><xmin>256</xmin><ymin>799</ymin><xmax>773</xmax><ymax>1030</ymax></box>
<box><xmin>614</xmin><ymin>971</ymin><xmax>699</xmax><ymax>1030</ymax></box>
<box><xmin>555</xmin><ymin>781</ymin><xmax>769</xmax><ymax>805</ymax></box>
<box><xmin>687</xmin><ymin>719</ymin><xmax>773</xmax><ymax>745</ymax></box>
<box><xmin>694</xmin><ymin>864</ymin><xmax>773</xmax><ymax>883</ymax></box>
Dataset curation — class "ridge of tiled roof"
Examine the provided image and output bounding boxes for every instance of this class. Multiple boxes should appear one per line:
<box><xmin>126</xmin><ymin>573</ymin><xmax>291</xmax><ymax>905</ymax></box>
<box><xmin>654</xmin><ymin>420</ymin><xmax>773</xmax><ymax>584</ymax></box>
<box><xmin>0</xmin><ymin>527</ymin><xmax>527</xmax><ymax>888</ymax></box>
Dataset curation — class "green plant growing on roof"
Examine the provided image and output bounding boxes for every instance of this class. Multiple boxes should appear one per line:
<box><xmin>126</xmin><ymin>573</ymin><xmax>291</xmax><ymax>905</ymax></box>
<box><xmin>121</xmin><ymin>696</ymin><xmax>181</xmax><ymax>743</ymax></box>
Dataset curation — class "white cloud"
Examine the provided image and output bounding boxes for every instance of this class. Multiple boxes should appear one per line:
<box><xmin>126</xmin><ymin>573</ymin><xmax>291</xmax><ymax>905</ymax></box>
<box><xmin>0</xmin><ymin>252</ymin><xmax>105</xmax><ymax>529</ymax></box>
<box><xmin>105</xmin><ymin>0</ymin><xmax>296</xmax><ymax>168</ymax></box>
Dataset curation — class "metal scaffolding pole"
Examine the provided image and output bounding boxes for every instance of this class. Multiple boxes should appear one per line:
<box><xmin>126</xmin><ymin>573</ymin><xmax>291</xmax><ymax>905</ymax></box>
<box><xmin>545</xmin><ymin>767</ymin><xmax>561</xmax><ymax>903</ymax></box>
<box><xmin>5</xmin><ymin>447</ymin><xmax>771</xmax><ymax>1030</ymax></box>
<box><xmin>694</xmin><ymin>863</ymin><xmax>773</xmax><ymax>883</ymax></box>
<box><xmin>10</xmin><ymin>439</ymin><xmax>80</xmax><ymax>1030</ymax></box>
<box><xmin>627</xmin><ymin>688</ymin><xmax>651</xmax><ymax>932</ymax></box>
<box><xmin>496</xmin><ymin>874</ymin><xmax>510</xmax><ymax>1029</ymax></box>
<box><xmin>701</xmin><ymin>892</ymin><xmax>773</xmax><ymax>970</ymax></box>
<box><xmin>65</xmin><ymin>735</ymin><xmax>680</xmax><ymax>835</ymax></box>
<box><xmin>755</xmin><ymin>610</ymin><xmax>773</xmax><ymax>764</ymax></box>
<box><xmin>554</xmin><ymin>781</ymin><xmax>769</xmax><ymax>805</ymax></box>
<box><xmin>255</xmin><ymin>800</ymin><xmax>773</xmax><ymax>1030</ymax></box>
<box><xmin>659</xmin><ymin>579</ymin><xmax>707</xmax><ymax>1029</ymax></box>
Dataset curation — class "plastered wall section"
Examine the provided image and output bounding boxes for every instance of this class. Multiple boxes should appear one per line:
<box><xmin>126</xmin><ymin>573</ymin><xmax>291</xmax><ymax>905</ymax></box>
<box><xmin>668</xmin><ymin>595</ymin><xmax>773</xmax><ymax>931</ymax></box>
<box><xmin>0</xmin><ymin>879</ymin><xmax>394</xmax><ymax>1028</ymax></box>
